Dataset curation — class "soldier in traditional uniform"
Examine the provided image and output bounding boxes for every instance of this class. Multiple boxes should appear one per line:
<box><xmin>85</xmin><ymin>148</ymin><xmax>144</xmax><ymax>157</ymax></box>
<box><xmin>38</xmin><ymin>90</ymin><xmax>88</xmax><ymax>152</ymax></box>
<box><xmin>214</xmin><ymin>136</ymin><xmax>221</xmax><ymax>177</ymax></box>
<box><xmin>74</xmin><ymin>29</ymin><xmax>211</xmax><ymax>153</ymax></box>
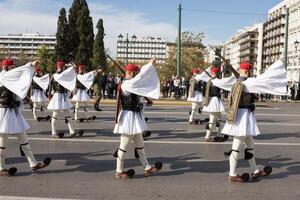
<box><xmin>47</xmin><ymin>61</ymin><xmax>83</xmax><ymax>138</ymax></box>
<box><xmin>113</xmin><ymin>60</ymin><xmax>162</xmax><ymax>179</ymax></box>
<box><xmin>211</xmin><ymin>60</ymin><xmax>287</xmax><ymax>182</ymax></box>
<box><xmin>187</xmin><ymin>68</ymin><xmax>204</xmax><ymax>124</ymax></box>
<box><xmin>93</xmin><ymin>69</ymin><xmax>103</xmax><ymax>111</ymax></box>
<box><xmin>30</xmin><ymin>65</ymin><xmax>50</xmax><ymax>122</ymax></box>
<box><xmin>202</xmin><ymin>67</ymin><xmax>227</xmax><ymax>142</ymax></box>
<box><xmin>0</xmin><ymin>59</ymin><xmax>51</xmax><ymax>176</ymax></box>
<box><xmin>72</xmin><ymin>64</ymin><xmax>100</xmax><ymax>122</ymax></box>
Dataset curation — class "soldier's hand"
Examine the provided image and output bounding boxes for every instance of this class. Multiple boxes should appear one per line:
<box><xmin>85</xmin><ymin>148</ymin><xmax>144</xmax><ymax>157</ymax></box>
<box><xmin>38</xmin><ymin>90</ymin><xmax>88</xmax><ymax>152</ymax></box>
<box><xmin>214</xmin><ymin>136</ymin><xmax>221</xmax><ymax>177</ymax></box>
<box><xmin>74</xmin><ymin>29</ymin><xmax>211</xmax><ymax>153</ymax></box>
<box><xmin>146</xmin><ymin>99</ymin><xmax>153</xmax><ymax>106</ymax></box>
<box><xmin>150</xmin><ymin>57</ymin><xmax>156</xmax><ymax>65</ymax></box>
<box><xmin>31</xmin><ymin>60</ymin><xmax>39</xmax><ymax>67</ymax></box>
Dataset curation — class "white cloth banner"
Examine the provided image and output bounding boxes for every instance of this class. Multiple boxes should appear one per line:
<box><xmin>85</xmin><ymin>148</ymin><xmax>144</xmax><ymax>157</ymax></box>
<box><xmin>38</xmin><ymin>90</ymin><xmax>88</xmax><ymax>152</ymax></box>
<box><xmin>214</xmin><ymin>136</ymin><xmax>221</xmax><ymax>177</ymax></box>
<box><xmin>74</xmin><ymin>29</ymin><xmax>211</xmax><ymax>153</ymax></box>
<box><xmin>77</xmin><ymin>71</ymin><xmax>94</xmax><ymax>89</ymax></box>
<box><xmin>33</xmin><ymin>74</ymin><xmax>50</xmax><ymax>91</ymax></box>
<box><xmin>195</xmin><ymin>68</ymin><xmax>211</xmax><ymax>83</ymax></box>
<box><xmin>53</xmin><ymin>67</ymin><xmax>76</xmax><ymax>91</ymax></box>
<box><xmin>0</xmin><ymin>63</ymin><xmax>34</xmax><ymax>99</ymax></box>
<box><xmin>121</xmin><ymin>62</ymin><xmax>160</xmax><ymax>99</ymax></box>
<box><xmin>212</xmin><ymin>60</ymin><xmax>288</xmax><ymax>95</ymax></box>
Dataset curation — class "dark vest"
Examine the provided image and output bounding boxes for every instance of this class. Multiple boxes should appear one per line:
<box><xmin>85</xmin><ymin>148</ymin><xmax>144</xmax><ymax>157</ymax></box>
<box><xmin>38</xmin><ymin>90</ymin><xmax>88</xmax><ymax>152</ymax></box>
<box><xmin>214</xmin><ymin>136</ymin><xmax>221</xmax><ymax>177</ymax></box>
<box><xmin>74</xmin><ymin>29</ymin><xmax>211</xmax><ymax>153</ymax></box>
<box><xmin>52</xmin><ymin>80</ymin><xmax>66</xmax><ymax>93</ymax></box>
<box><xmin>239</xmin><ymin>92</ymin><xmax>255</xmax><ymax>108</ymax></box>
<box><xmin>194</xmin><ymin>81</ymin><xmax>203</xmax><ymax>92</ymax></box>
<box><xmin>0</xmin><ymin>86</ymin><xmax>20</xmax><ymax>108</ymax></box>
<box><xmin>120</xmin><ymin>93</ymin><xmax>142</xmax><ymax>112</ymax></box>
<box><xmin>209</xmin><ymin>85</ymin><xmax>221</xmax><ymax>98</ymax></box>
<box><xmin>76</xmin><ymin>79</ymin><xmax>86</xmax><ymax>90</ymax></box>
<box><xmin>32</xmin><ymin>75</ymin><xmax>43</xmax><ymax>90</ymax></box>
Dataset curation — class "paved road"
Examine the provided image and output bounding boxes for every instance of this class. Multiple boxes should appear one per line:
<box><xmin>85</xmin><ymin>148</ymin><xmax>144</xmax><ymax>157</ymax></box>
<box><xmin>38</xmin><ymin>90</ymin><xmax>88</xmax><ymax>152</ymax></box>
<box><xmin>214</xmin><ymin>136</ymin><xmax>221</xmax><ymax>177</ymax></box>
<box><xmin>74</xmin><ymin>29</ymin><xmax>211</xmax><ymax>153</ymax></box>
<box><xmin>0</xmin><ymin>103</ymin><xmax>300</xmax><ymax>200</ymax></box>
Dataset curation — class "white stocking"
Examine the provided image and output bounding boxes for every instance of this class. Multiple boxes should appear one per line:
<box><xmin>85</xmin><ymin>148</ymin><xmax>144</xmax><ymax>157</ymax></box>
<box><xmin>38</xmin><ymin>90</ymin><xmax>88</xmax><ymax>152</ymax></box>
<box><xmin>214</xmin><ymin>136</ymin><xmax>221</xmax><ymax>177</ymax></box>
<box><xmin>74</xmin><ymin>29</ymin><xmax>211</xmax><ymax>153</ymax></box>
<box><xmin>133</xmin><ymin>134</ymin><xmax>151</xmax><ymax>170</ymax></box>
<box><xmin>229</xmin><ymin>136</ymin><xmax>245</xmax><ymax>176</ymax></box>
<box><xmin>16</xmin><ymin>133</ymin><xmax>38</xmax><ymax>168</ymax></box>
<box><xmin>0</xmin><ymin>135</ymin><xmax>7</xmax><ymax>170</ymax></box>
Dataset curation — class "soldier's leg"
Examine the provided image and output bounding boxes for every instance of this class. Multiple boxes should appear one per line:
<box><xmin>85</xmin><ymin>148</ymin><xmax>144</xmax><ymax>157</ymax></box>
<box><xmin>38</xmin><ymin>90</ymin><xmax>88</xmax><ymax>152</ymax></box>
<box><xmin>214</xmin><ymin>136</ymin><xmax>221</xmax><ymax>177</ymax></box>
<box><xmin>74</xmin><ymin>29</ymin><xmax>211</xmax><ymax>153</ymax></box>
<box><xmin>40</xmin><ymin>102</ymin><xmax>45</xmax><ymax>118</ymax></box>
<box><xmin>0</xmin><ymin>135</ymin><xmax>7</xmax><ymax>171</ymax></box>
<box><xmin>133</xmin><ymin>134</ymin><xmax>151</xmax><ymax>171</ymax></box>
<box><xmin>32</xmin><ymin>102</ymin><xmax>38</xmax><ymax>120</ymax></box>
<box><xmin>116</xmin><ymin>134</ymin><xmax>132</xmax><ymax>173</ymax></box>
<box><xmin>244</xmin><ymin>136</ymin><xmax>260</xmax><ymax>174</ymax></box>
<box><xmin>16</xmin><ymin>133</ymin><xmax>38</xmax><ymax>168</ymax></box>
<box><xmin>229</xmin><ymin>136</ymin><xmax>245</xmax><ymax>177</ymax></box>
<box><xmin>205</xmin><ymin>113</ymin><xmax>216</xmax><ymax>140</ymax></box>
<box><xmin>216</xmin><ymin>112</ymin><xmax>223</xmax><ymax>137</ymax></box>
<box><xmin>189</xmin><ymin>102</ymin><xmax>198</xmax><ymax>123</ymax></box>
<box><xmin>84</xmin><ymin>102</ymin><xmax>90</xmax><ymax>119</ymax></box>
<box><xmin>74</xmin><ymin>102</ymin><xmax>80</xmax><ymax>121</ymax></box>
<box><xmin>51</xmin><ymin>111</ymin><xmax>58</xmax><ymax>135</ymax></box>
<box><xmin>64</xmin><ymin>109</ymin><xmax>75</xmax><ymax>135</ymax></box>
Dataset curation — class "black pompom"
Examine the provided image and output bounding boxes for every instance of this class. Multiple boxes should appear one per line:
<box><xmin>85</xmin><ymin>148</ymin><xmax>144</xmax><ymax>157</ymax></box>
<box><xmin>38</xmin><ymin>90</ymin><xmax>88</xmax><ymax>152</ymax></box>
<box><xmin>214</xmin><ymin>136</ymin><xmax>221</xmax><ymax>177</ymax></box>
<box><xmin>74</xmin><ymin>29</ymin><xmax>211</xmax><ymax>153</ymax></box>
<box><xmin>44</xmin><ymin>157</ymin><xmax>52</xmax><ymax>165</ymax></box>
<box><xmin>126</xmin><ymin>169</ymin><xmax>135</xmax><ymax>178</ymax></box>
<box><xmin>154</xmin><ymin>161</ymin><xmax>163</xmax><ymax>170</ymax></box>
<box><xmin>241</xmin><ymin>173</ymin><xmax>250</xmax><ymax>182</ymax></box>
<box><xmin>113</xmin><ymin>149</ymin><xmax>118</xmax><ymax>158</ymax></box>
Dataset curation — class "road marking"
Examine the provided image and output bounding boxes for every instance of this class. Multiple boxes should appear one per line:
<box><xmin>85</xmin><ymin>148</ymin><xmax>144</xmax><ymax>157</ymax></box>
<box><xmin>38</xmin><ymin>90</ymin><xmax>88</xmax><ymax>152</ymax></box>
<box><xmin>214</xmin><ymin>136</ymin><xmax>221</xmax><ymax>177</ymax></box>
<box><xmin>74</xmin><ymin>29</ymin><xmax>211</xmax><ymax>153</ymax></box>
<box><xmin>0</xmin><ymin>196</ymin><xmax>80</xmax><ymax>200</ymax></box>
<box><xmin>8</xmin><ymin>137</ymin><xmax>300</xmax><ymax>146</ymax></box>
<box><xmin>24</xmin><ymin>118</ymin><xmax>300</xmax><ymax>126</ymax></box>
<box><xmin>22</xmin><ymin>110</ymin><xmax>300</xmax><ymax>117</ymax></box>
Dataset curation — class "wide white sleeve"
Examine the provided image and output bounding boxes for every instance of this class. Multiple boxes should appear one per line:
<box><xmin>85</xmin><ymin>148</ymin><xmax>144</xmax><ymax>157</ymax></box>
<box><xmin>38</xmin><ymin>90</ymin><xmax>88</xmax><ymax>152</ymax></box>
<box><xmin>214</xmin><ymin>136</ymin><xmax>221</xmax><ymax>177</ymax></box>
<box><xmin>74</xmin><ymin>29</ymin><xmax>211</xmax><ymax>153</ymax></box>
<box><xmin>121</xmin><ymin>63</ymin><xmax>160</xmax><ymax>99</ymax></box>
<box><xmin>77</xmin><ymin>71</ymin><xmax>94</xmax><ymax>89</ymax></box>
<box><xmin>53</xmin><ymin>67</ymin><xmax>77</xmax><ymax>91</ymax></box>
<box><xmin>195</xmin><ymin>70</ymin><xmax>211</xmax><ymax>82</ymax></box>
<box><xmin>211</xmin><ymin>76</ymin><xmax>237</xmax><ymax>91</ymax></box>
<box><xmin>33</xmin><ymin>74</ymin><xmax>50</xmax><ymax>91</ymax></box>
<box><xmin>0</xmin><ymin>62</ymin><xmax>35</xmax><ymax>99</ymax></box>
<box><xmin>243</xmin><ymin>60</ymin><xmax>288</xmax><ymax>95</ymax></box>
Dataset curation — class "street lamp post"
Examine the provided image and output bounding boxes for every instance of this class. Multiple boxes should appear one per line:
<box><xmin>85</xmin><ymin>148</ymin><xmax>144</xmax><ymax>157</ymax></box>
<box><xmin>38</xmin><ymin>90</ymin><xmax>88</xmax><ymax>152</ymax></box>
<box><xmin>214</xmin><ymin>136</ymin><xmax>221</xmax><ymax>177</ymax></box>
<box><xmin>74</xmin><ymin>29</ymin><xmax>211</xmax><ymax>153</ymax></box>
<box><xmin>126</xmin><ymin>33</ymin><xmax>129</xmax><ymax>65</ymax></box>
<box><xmin>176</xmin><ymin>3</ymin><xmax>182</xmax><ymax>77</ymax></box>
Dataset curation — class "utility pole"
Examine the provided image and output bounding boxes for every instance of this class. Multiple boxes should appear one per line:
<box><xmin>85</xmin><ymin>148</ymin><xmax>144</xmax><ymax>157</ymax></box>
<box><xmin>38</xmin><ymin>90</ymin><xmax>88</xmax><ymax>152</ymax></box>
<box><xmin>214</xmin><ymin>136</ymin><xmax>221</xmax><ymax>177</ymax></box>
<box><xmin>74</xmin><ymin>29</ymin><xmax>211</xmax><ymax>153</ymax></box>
<box><xmin>126</xmin><ymin>33</ymin><xmax>129</xmax><ymax>65</ymax></box>
<box><xmin>176</xmin><ymin>3</ymin><xmax>182</xmax><ymax>77</ymax></box>
<box><xmin>284</xmin><ymin>8</ymin><xmax>289</xmax><ymax>69</ymax></box>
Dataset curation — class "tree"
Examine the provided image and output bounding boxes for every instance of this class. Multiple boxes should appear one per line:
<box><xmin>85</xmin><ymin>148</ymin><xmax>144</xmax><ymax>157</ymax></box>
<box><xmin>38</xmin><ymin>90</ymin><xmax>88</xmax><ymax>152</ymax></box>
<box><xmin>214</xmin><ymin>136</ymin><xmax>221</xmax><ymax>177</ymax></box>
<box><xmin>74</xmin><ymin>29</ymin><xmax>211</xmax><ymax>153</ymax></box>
<box><xmin>0</xmin><ymin>47</ymin><xmax>12</xmax><ymax>59</ymax></box>
<box><xmin>75</xmin><ymin>4</ymin><xmax>94</xmax><ymax>69</ymax></box>
<box><xmin>37</xmin><ymin>45</ymin><xmax>56</xmax><ymax>73</ymax></box>
<box><xmin>15</xmin><ymin>50</ymin><xmax>30</xmax><ymax>66</ymax></box>
<box><xmin>68</xmin><ymin>0</ymin><xmax>87</xmax><ymax>61</ymax></box>
<box><xmin>159</xmin><ymin>31</ymin><xmax>206</xmax><ymax>80</ymax></box>
<box><xmin>92</xmin><ymin>18</ymin><xmax>107</xmax><ymax>69</ymax></box>
<box><xmin>55</xmin><ymin>8</ymin><xmax>69</xmax><ymax>62</ymax></box>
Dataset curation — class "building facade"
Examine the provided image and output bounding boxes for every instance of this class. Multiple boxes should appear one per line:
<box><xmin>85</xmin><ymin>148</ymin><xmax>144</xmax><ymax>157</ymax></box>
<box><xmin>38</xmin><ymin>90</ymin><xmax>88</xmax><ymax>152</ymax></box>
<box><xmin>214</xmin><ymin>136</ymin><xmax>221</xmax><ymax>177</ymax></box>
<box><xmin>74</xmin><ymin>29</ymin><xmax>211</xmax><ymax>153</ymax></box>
<box><xmin>286</xmin><ymin>0</ymin><xmax>300</xmax><ymax>83</ymax></box>
<box><xmin>0</xmin><ymin>33</ymin><xmax>56</xmax><ymax>59</ymax></box>
<box><xmin>224</xmin><ymin>31</ymin><xmax>244</xmax><ymax>70</ymax></box>
<box><xmin>224</xmin><ymin>24</ymin><xmax>263</xmax><ymax>76</ymax></box>
<box><xmin>262</xmin><ymin>1</ymin><xmax>286</xmax><ymax>72</ymax></box>
<box><xmin>117</xmin><ymin>34</ymin><xmax>167</xmax><ymax>64</ymax></box>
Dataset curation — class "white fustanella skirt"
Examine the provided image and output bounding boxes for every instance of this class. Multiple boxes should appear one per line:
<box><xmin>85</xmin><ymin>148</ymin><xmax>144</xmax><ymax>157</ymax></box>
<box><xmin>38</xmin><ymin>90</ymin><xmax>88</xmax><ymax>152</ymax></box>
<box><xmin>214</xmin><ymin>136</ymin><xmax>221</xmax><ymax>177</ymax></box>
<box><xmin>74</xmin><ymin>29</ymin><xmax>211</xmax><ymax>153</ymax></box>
<box><xmin>0</xmin><ymin>108</ymin><xmax>30</xmax><ymax>134</ymax></box>
<box><xmin>222</xmin><ymin>108</ymin><xmax>260</xmax><ymax>137</ymax></box>
<box><xmin>72</xmin><ymin>89</ymin><xmax>91</xmax><ymax>102</ymax></box>
<box><xmin>113</xmin><ymin>110</ymin><xmax>147</xmax><ymax>135</ymax></box>
<box><xmin>47</xmin><ymin>92</ymin><xmax>73</xmax><ymax>110</ymax></box>
<box><xmin>30</xmin><ymin>89</ymin><xmax>48</xmax><ymax>103</ymax></box>
<box><xmin>202</xmin><ymin>96</ymin><xmax>225</xmax><ymax>113</ymax></box>
<box><xmin>187</xmin><ymin>91</ymin><xmax>204</xmax><ymax>103</ymax></box>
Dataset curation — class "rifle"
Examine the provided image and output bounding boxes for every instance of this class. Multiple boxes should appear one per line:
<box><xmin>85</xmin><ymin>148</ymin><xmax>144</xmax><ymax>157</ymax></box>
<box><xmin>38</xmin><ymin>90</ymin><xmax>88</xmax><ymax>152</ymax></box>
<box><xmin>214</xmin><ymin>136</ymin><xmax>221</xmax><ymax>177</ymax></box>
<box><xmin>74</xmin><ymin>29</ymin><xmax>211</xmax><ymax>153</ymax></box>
<box><xmin>106</xmin><ymin>54</ymin><xmax>125</xmax><ymax>75</ymax></box>
<box><xmin>208</xmin><ymin>44</ymin><xmax>239</xmax><ymax>78</ymax></box>
<box><xmin>204</xmin><ymin>69</ymin><xmax>212</xmax><ymax>78</ymax></box>
<box><xmin>105</xmin><ymin>54</ymin><xmax>125</xmax><ymax>124</ymax></box>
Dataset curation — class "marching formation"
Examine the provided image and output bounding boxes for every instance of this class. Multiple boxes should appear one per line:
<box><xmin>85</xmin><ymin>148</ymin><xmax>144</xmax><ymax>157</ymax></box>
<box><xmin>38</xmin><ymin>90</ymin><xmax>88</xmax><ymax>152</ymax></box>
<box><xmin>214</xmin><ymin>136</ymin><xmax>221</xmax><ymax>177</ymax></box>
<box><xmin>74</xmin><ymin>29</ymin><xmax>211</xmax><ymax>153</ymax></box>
<box><xmin>0</xmin><ymin>54</ymin><xmax>288</xmax><ymax>183</ymax></box>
